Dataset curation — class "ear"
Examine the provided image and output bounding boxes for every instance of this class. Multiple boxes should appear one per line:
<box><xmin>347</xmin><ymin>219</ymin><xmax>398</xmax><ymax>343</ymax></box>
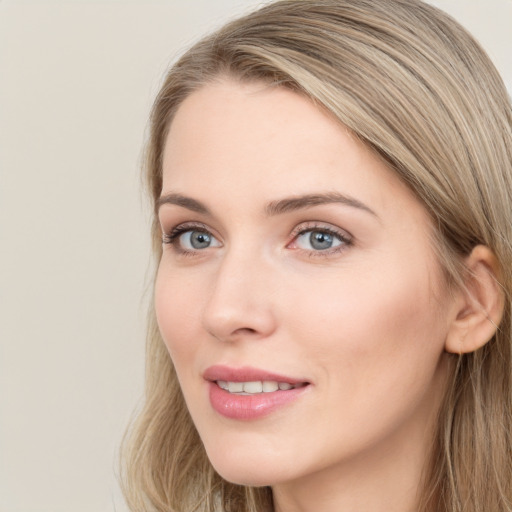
<box><xmin>445</xmin><ymin>245</ymin><xmax>505</xmax><ymax>354</ymax></box>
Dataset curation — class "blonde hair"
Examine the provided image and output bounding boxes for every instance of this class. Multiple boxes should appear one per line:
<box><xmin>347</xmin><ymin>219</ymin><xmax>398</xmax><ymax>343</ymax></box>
<box><xmin>122</xmin><ymin>1</ymin><xmax>512</xmax><ymax>510</ymax></box>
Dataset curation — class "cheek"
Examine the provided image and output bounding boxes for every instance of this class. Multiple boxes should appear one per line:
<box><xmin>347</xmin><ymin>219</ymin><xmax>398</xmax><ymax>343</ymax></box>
<box><xmin>154</xmin><ymin>265</ymin><xmax>201</xmax><ymax>364</ymax></box>
<box><xmin>287</xmin><ymin>258</ymin><xmax>447</xmax><ymax>394</ymax></box>
<box><xmin>279</xmin><ymin>264</ymin><xmax>449</xmax><ymax>459</ymax></box>
<box><xmin>289</xmin><ymin>266</ymin><xmax>432</xmax><ymax>337</ymax></box>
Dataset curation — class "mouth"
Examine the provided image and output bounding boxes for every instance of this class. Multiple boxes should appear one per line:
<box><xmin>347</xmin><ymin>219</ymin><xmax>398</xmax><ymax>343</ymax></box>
<box><xmin>216</xmin><ymin>380</ymin><xmax>307</xmax><ymax>394</ymax></box>
<box><xmin>203</xmin><ymin>365</ymin><xmax>310</xmax><ymax>420</ymax></box>
<box><xmin>203</xmin><ymin>364</ymin><xmax>309</xmax><ymax>390</ymax></box>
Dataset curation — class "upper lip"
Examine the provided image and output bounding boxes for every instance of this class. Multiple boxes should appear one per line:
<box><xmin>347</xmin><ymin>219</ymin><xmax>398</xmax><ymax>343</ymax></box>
<box><xmin>203</xmin><ymin>365</ymin><xmax>308</xmax><ymax>384</ymax></box>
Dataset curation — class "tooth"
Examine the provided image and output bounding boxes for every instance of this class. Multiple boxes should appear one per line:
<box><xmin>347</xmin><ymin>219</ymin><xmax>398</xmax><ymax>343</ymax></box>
<box><xmin>220</xmin><ymin>380</ymin><xmax>298</xmax><ymax>394</ymax></box>
<box><xmin>243</xmin><ymin>381</ymin><xmax>263</xmax><ymax>393</ymax></box>
<box><xmin>262</xmin><ymin>381</ymin><xmax>279</xmax><ymax>392</ymax></box>
<box><xmin>227</xmin><ymin>382</ymin><xmax>244</xmax><ymax>393</ymax></box>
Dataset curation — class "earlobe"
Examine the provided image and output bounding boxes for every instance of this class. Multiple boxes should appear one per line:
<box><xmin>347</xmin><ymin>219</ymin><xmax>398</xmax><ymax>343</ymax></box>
<box><xmin>445</xmin><ymin>245</ymin><xmax>504</xmax><ymax>354</ymax></box>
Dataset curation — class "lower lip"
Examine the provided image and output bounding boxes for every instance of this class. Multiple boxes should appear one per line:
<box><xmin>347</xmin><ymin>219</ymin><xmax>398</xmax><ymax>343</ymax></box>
<box><xmin>208</xmin><ymin>382</ymin><xmax>309</xmax><ymax>420</ymax></box>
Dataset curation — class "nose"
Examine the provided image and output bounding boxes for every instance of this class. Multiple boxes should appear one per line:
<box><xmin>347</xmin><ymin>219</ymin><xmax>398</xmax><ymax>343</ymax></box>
<box><xmin>202</xmin><ymin>250</ymin><xmax>278</xmax><ymax>343</ymax></box>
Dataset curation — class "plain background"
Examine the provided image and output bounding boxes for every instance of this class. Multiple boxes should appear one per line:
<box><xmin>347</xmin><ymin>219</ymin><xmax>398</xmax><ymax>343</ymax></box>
<box><xmin>0</xmin><ymin>1</ymin><xmax>510</xmax><ymax>511</ymax></box>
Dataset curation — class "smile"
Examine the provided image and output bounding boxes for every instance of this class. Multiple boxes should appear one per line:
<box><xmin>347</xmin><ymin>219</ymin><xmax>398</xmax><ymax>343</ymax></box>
<box><xmin>203</xmin><ymin>366</ymin><xmax>310</xmax><ymax>420</ymax></box>
<box><xmin>216</xmin><ymin>380</ymin><xmax>302</xmax><ymax>394</ymax></box>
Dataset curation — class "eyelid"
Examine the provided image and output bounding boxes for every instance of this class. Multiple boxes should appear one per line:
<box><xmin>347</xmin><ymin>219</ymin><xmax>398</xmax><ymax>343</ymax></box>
<box><xmin>162</xmin><ymin>222</ymin><xmax>222</xmax><ymax>253</ymax></box>
<box><xmin>289</xmin><ymin>222</ymin><xmax>353</xmax><ymax>242</ymax></box>
<box><xmin>163</xmin><ymin>221</ymin><xmax>212</xmax><ymax>239</ymax></box>
<box><xmin>287</xmin><ymin>222</ymin><xmax>353</xmax><ymax>255</ymax></box>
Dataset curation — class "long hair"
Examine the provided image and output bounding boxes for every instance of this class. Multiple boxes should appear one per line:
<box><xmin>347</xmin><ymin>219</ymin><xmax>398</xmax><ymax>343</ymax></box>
<box><xmin>121</xmin><ymin>1</ymin><xmax>512</xmax><ymax>510</ymax></box>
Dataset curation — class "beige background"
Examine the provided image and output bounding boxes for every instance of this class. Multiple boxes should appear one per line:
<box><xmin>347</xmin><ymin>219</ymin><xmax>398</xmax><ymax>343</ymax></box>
<box><xmin>0</xmin><ymin>1</ymin><xmax>510</xmax><ymax>511</ymax></box>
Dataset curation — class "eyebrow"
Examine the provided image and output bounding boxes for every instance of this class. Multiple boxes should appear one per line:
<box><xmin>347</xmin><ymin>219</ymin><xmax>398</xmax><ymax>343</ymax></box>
<box><xmin>265</xmin><ymin>192</ymin><xmax>378</xmax><ymax>218</ymax></box>
<box><xmin>156</xmin><ymin>191</ymin><xmax>378</xmax><ymax>219</ymax></box>
<box><xmin>156</xmin><ymin>193</ymin><xmax>211</xmax><ymax>215</ymax></box>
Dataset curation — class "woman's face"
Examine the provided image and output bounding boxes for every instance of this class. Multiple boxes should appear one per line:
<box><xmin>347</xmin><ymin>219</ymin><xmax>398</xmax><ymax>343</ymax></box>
<box><xmin>155</xmin><ymin>79</ymin><xmax>453</xmax><ymax>489</ymax></box>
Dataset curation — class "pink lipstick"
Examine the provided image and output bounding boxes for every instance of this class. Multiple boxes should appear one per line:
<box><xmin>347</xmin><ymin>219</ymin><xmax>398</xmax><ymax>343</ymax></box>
<box><xmin>203</xmin><ymin>365</ymin><xmax>310</xmax><ymax>420</ymax></box>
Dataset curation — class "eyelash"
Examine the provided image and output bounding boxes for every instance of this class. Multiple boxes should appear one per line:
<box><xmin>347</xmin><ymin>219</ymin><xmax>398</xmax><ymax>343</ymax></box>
<box><xmin>289</xmin><ymin>222</ymin><xmax>353</xmax><ymax>258</ymax></box>
<box><xmin>162</xmin><ymin>222</ymin><xmax>213</xmax><ymax>256</ymax></box>
<box><xmin>162</xmin><ymin>221</ymin><xmax>353</xmax><ymax>257</ymax></box>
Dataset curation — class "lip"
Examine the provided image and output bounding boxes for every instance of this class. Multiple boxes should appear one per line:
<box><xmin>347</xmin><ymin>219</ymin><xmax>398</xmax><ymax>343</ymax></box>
<box><xmin>203</xmin><ymin>365</ymin><xmax>310</xmax><ymax>420</ymax></box>
<box><xmin>203</xmin><ymin>365</ymin><xmax>307</xmax><ymax>384</ymax></box>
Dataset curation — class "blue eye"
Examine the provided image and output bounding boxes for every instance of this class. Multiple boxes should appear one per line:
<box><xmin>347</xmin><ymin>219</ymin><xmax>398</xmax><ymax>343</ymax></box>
<box><xmin>180</xmin><ymin>230</ymin><xmax>217</xmax><ymax>250</ymax></box>
<box><xmin>295</xmin><ymin>229</ymin><xmax>345</xmax><ymax>251</ymax></box>
<box><xmin>163</xmin><ymin>225</ymin><xmax>221</xmax><ymax>252</ymax></box>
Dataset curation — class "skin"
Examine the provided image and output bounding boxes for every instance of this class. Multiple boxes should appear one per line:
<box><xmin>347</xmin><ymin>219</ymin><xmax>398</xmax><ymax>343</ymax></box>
<box><xmin>155</xmin><ymin>78</ymin><xmax>459</xmax><ymax>512</ymax></box>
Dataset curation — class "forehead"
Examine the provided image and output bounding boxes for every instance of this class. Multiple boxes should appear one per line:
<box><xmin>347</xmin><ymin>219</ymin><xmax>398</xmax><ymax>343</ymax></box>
<box><xmin>163</xmin><ymin>80</ymin><xmax>347</xmax><ymax>178</ymax></box>
<box><xmin>161</xmin><ymin>79</ymin><xmax>425</xmax><ymax>223</ymax></box>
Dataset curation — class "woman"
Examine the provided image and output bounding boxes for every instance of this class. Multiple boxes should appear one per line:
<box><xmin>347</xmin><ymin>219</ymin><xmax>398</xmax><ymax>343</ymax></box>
<box><xmin>122</xmin><ymin>1</ymin><xmax>512</xmax><ymax>510</ymax></box>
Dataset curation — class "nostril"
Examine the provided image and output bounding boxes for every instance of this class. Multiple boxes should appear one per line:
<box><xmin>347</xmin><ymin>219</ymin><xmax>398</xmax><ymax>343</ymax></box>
<box><xmin>234</xmin><ymin>327</ymin><xmax>258</xmax><ymax>335</ymax></box>
<box><xmin>210</xmin><ymin>326</ymin><xmax>261</xmax><ymax>343</ymax></box>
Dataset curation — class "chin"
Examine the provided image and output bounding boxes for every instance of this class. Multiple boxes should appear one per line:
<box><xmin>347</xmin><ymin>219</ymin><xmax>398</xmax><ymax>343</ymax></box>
<box><xmin>204</xmin><ymin>446</ymin><xmax>290</xmax><ymax>487</ymax></box>
<box><xmin>217</xmin><ymin>469</ymin><xmax>273</xmax><ymax>487</ymax></box>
